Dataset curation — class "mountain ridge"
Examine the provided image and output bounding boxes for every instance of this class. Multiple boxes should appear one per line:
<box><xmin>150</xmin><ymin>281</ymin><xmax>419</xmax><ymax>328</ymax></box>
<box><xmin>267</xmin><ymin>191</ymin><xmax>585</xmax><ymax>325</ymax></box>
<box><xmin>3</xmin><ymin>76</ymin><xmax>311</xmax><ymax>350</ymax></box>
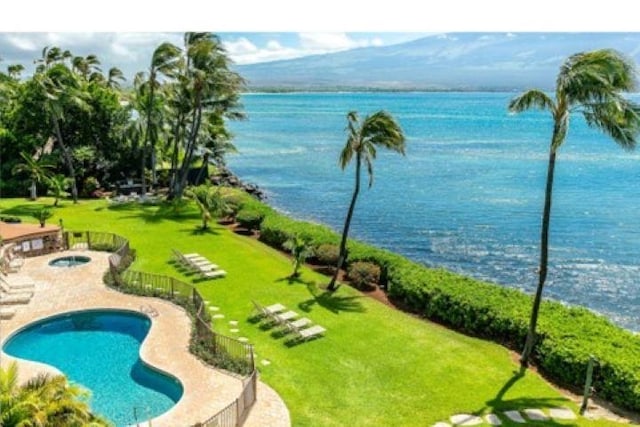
<box><xmin>234</xmin><ymin>33</ymin><xmax>640</xmax><ymax>91</ymax></box>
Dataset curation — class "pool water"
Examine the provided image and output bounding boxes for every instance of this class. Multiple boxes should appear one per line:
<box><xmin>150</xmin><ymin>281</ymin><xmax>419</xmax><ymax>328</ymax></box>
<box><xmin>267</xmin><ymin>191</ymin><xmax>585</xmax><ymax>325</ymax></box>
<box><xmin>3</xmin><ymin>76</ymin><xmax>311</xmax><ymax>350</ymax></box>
<box><xmin>2</xmin><ymin>310</ymin><xmax>183</xmax><ymax>426</ymax></box>
<box><xmin>49</xmin><ymin>255</ymin><xmax>92</xmax><ymax>267</ymax></box>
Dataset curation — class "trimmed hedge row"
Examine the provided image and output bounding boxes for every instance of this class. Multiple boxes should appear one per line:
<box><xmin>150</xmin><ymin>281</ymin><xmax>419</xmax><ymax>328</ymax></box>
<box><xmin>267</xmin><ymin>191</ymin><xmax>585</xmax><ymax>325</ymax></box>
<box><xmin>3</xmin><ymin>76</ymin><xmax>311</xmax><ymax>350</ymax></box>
<box><xmin>235</xmin><ymin>194</ymin><xmax>640</xmax><ymax>412</ymax></box>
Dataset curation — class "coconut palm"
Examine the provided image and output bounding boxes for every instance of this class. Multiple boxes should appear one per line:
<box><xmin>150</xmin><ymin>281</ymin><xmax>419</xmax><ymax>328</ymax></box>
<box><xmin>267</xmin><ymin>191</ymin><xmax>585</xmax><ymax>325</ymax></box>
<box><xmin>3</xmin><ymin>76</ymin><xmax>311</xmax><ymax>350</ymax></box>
<box><xmin>327</xmin><ymin>111</ymin><xmax>406</xmax><ymax>291</ymax></box>
<box><xmin>136</xmin><ymin>42</ymin><xmax>182</xmax><ymax>194</ymax></box>
<box><xmin>46</xmin><ymin>174</ymin><xmax>71</xmax><ymax>206</ymax></box>
<box><xmin>185</xmin><ymin>184</ymin><xmax>227</xmax><ymax>230</ymax></box>
<box><xmin>12</xmin><ymin>152</ymin><xmax>55</xmax><ymax>200</ymax></box>
<box><xmin>0</xmin><ymin>362</ymin><xmax>108</xmax><ymax>426</ymax></box>
<box><xmin>509</xmin><ymin>49</ymin><xmax>640</xmax><ymax>367</ymax></box>
<box><xmin>34</xmin><ymin>56</ymin><xmax>88</xmax><ymax>204</ymax></box>
<box><xmin>283</xmin><ymin>234</ymin><xmax>314</xmax><ymax>278</ymax></box>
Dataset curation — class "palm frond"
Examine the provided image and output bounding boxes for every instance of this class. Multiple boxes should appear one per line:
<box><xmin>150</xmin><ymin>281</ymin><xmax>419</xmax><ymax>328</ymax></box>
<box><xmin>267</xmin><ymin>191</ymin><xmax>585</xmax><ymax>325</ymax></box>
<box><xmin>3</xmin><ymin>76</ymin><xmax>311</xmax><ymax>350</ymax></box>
<box><xmin>508</xmin><ymin>90</ymin><xmax>554</xmax><ymax>113</ymax></box>
<box><xmin>583</xmin><ymin>98</ymin><xmax>640</xmax><ymax>150</ymax></box>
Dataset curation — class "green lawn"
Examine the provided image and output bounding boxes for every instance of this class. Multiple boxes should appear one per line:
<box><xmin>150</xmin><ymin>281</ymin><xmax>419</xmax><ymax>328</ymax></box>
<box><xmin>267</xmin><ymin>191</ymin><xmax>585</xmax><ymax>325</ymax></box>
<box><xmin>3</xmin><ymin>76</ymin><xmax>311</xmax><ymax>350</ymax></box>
<box><xmin>0</xmin><ymin>198</ymin><xmax>626</xmax><ymax>427</ymax></box>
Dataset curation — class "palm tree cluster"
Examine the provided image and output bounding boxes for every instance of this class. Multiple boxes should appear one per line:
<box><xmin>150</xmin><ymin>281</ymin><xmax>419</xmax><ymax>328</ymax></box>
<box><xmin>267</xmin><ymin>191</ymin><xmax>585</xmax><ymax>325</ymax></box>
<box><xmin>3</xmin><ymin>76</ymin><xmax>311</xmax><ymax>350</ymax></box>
<box><xmin>0</xmin><ymin>33</ymin><xmax>244</xmax><ymax>203</ymax></box>
<box><xmin>0</xmin><ymin>362</ymin><xmax>108</xmax><ymax>426</ymax></box>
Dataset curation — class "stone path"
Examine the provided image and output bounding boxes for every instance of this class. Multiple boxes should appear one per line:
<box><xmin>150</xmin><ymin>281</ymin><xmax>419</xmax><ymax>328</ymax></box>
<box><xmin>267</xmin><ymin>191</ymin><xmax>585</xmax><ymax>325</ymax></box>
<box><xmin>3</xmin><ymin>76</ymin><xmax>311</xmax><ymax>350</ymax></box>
<box><xmin>433</xmin><ymin>407</ymin><xmax>577</xmax><ymax>426</ymax></box>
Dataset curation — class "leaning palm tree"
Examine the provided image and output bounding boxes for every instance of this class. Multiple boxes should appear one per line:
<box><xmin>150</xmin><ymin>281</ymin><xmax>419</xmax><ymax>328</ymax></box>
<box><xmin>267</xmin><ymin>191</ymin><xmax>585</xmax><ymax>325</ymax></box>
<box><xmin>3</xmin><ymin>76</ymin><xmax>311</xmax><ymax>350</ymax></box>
<box><xmin>185</xmin><ymin>184</ymin><xmax>227</xmax><ymax>230</ymax></box>
<box><xmin>12</xmin><ymin>152</ymin><xmax>55</xmax><ymax>200</ymax></box>
<box><xmin>327</xmin><ymin>111</ymin><xmax>406</xmax><ymax>291</ymax></box>
<box><xmin>509</xmin><ymin>49</ymin><xmax>640</xmax><ymax>367</ymax></box>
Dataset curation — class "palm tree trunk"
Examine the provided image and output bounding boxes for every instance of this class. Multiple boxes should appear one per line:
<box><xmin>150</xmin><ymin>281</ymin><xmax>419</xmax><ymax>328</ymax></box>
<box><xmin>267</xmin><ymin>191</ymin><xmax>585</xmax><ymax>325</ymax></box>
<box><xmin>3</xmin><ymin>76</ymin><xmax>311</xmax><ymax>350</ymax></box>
<box><xmin>52</xmin><ymin>116</ymin><xmax>78</xmax><ymax>203</ymax></box>
<box><xmin>140</xmin><ymin>143</ymin><xmax>148</xmax><ymax>196</ymax></box>
<box><xmin>174</xmin><ymin>99</ymin><xmax>203</xmax><ymax>199</ymax></box>
<box><xmin>328</xmin><ymin>152</ymin><xmax>361</xmax><ymax>291</ymax></box>
<box><xmin>30</xmin><ymin>180</ymin><xmax>37</xmax><ymax>200</ymax></box>
<box><xmin>521</xmin><ymin>147</ymin><xmax>557</xmax><ymax>366</ymax></box>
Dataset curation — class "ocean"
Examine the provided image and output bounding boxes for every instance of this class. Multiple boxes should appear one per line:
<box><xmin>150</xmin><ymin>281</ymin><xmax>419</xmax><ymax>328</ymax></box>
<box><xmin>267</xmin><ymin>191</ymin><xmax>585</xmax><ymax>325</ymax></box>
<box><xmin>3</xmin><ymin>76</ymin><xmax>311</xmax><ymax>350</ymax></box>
<box><xmin>227</xmin><ymin>92</ymin><xmax>640</xmax><ymax>331</ymax></box>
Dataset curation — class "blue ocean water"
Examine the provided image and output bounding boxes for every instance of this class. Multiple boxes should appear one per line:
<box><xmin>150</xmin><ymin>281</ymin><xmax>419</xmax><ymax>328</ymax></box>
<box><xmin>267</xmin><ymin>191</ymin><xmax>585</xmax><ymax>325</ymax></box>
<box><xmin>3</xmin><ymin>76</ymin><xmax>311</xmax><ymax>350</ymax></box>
<box><xmin>227</xmin><ymin>92</ymin><xmax>640</xmax><ymax>331</ymax></box>
<box><xmin>3</xmin><ymin>310</ymin><xmax>183</xmax><ymax>426</ymax></box>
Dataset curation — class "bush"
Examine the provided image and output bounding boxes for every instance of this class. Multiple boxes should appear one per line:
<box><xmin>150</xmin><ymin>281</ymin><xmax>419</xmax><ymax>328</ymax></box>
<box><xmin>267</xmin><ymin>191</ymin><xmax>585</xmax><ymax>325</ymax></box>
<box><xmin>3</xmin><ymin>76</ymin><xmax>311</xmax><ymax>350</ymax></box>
<box><xmin>347</xmin><ymin>261</ymin><xmax>381</xmax><ymax>290</ymax></box>
<box><xmin>315</xmin><ymin>243</ymin><xmax>340</xmax><ymax>265</ymax></box>
<box><xmin>235</xmin><ymin>208</ymin><xmax>265</xmax><ymax>231</ymax></box>
<box><xmin>82</xmin><ymin>176</ymin><xmax>100</xmax><ymax>198</ymax></box>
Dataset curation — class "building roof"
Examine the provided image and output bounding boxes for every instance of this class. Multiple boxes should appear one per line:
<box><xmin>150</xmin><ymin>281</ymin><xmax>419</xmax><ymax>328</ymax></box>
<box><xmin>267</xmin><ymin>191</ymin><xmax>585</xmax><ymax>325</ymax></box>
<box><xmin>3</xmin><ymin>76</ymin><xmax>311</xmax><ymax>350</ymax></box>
<box><xmin>0</xmin><ymin>222</ymin><xmax>61</xmax><ymax>242</ymax></box>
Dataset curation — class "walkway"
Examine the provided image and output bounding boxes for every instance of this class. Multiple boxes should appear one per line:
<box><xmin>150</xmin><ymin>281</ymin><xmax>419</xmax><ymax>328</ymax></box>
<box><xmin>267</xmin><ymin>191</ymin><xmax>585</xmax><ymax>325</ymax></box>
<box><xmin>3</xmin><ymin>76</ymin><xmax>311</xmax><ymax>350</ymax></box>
<box><xmin>0</xmin><ymin>250</ymin><xmax>290</xmax><ymax>427</ymax></box>
<box><xmin>433</xmin><ymin>407</ymin><xmax>577</xmax><ymax>426</ymax></box>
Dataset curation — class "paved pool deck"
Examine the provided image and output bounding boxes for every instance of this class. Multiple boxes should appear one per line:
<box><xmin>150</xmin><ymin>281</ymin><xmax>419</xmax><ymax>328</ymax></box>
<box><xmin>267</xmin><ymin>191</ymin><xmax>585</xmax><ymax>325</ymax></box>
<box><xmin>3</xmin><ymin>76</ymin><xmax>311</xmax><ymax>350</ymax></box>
<box><xmin>0</xmin><ymin>250</ymin><xmax>290</xmax><ymax>427</ymax></box>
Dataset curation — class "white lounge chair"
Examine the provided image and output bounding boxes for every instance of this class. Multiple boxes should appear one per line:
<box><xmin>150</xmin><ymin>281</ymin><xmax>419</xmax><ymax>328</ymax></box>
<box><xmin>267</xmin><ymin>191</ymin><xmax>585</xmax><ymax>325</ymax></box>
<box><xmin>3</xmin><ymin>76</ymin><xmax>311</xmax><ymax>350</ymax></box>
<box><xmin>252</xmin><ymin>301</ymin><xmax>286</xmax><ymax>318</ymax></box>
<box><xmin>0</xmin><ymin>291</ymin><xmax>32</xmax><ymax>305</ymax></box>
<box><xmin>291</xmin><ymin>324</ymin><xmax>326</xmax><ymax>342</ymax></box>
<box><xmin>0</xmin><ymin>307</ymin><xmax>16</xmax><ymax>319</ymax></box>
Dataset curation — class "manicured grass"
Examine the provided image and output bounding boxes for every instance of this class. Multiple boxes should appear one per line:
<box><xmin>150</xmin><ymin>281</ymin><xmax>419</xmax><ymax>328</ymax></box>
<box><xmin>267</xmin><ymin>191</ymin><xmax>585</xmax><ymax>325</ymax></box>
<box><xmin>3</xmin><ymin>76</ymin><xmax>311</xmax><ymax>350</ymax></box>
<box><xmin>0</xmin><ymin>198</ymin><xmax>625</xmax><ymax>426</ymax></box>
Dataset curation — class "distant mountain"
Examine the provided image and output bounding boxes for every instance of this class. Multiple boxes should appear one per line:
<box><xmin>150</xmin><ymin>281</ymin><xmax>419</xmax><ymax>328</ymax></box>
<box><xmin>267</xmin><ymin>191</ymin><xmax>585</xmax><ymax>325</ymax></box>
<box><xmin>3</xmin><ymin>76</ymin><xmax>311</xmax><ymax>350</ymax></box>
<box><xmin>234</xmin><ymin>33</ymin><xmax>640</xmax><ymax>91</ymax></box>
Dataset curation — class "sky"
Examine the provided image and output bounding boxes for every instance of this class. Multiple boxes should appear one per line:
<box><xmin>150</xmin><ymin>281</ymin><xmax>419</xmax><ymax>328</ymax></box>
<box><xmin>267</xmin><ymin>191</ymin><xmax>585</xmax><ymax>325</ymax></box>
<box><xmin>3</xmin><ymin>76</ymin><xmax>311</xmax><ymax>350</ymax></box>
<box><xmin>2</xmin><ymin>0</ymin><xmax>639</xmax><ymax>81</ymax></box>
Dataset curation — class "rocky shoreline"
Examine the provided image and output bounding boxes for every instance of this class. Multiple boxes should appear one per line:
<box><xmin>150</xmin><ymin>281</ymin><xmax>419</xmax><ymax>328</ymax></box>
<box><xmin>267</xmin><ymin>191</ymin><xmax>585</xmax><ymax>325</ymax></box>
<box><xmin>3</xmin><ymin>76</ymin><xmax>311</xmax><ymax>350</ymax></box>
<box><xmin>210</xmin><ymin>166</ymin><xmax>266</xmax><ymax>200</ymax></box>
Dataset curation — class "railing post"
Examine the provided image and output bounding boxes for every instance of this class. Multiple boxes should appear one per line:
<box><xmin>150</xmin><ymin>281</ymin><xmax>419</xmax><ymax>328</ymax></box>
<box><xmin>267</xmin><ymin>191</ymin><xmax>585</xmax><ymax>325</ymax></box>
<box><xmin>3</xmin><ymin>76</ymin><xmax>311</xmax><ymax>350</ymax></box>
<box><xmin>580</xmin><ymin>355</ymin><xmax>597</xmax><ymax>415</ymax></box>
<box><xmin>86</xmin><ymin>231</ymin><xmax>92</xmax><ymax>249</ymax></box>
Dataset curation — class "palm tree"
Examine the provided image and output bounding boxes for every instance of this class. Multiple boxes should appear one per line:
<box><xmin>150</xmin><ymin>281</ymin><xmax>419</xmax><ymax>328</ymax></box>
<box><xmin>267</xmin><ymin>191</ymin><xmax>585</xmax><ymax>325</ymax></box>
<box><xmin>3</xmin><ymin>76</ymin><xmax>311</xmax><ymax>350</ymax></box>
<box><xmin>137</xmin><ymin>42</ymin><xmax>182</xmax><ymax>194</ymax></box>
<box><xmin>509</xmin><ymin>49</ymin><xmax>640</xmax><ymax>367</ymax></box>
<box><xmin>185</xmin><ymin>184</ymin><xmax>227</xmax><ymax>230</ymax></box>
<box><xmin>106</xmin><ymin>67</ymin><xmax>125</xmax><ymax>89</ymax></box>
<box><xmin>46</xmin><ymin>174</ymin><xmax>71</xmax><ymax>206</ymax></box>
<box><xmin>34</xmin><ymin>52</ymin><xmax>88</xmax><ymax>204</ymax></box>
<box><xmin>283</xmin><ymin>234</ymin><xmax>314</xmax><ymax>278</ymax></box>
<box><xmin>327</xmin><ymin>111</ymin><xmax>406</xmax><ymax>291</ymax></box>
<box><xmin>12</xmin><ymin>152</ymin><xmax>55</xmax><ymax>200</ymax></box>
<box><xmin>0</xmin><ymin>362</ymin><xmax>108</xmax><ymax>426</ymax></box>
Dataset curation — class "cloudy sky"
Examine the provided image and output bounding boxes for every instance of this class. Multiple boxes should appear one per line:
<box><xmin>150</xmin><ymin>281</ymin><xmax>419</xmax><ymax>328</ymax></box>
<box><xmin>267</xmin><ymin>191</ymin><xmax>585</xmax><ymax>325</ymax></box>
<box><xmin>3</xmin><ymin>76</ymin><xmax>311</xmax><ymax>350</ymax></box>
<box><xmin>0</xmin><ymin>32</ymin><xmax>429</xmax><ymax>81</ymax></box>
<box><xmin>1</xmin><ymin>0</ymin><xmax>636</xmax><ymax>81</ymax></box>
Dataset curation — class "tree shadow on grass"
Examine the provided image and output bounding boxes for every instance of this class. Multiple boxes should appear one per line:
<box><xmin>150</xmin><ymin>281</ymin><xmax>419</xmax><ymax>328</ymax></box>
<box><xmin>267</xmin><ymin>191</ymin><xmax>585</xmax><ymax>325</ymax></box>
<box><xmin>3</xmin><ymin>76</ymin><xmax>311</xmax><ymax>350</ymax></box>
<box><xmin>102</xmin><ymin>201</ymin><xmax>202</xmax><ymax>224</ymax></box>
<box><xmin>275</xmin><ymin>274</ymin><xmax>317</xmax><ymax>287</ymax></box>
<box><xmin>183</xmin><ymin>226</ymin><xmax>221</xmax><ymax>236</ymax></box>
<box><xmin>298</xmin><ymin>282</ymin><xmax>366</xmax><ymax>314</ymax></box>
<box><xmin>1</xmin><ymin>203</ymin><xmax>56</xmax><ymax>217</ymax></box>
<box><xmin>463</xmin><ymin>367</ymin><xmax>578</xmax><ymax>426</ymax></box>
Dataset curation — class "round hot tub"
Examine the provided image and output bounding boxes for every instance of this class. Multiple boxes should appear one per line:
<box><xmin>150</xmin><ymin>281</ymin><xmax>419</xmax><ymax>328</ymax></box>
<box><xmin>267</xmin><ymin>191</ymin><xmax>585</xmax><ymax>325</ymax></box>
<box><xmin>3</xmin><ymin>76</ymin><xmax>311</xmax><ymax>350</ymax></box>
<box><xmin>48</xmin><ymin>255</ymin><xmax>91</xmax><ymax>267</ymax></box>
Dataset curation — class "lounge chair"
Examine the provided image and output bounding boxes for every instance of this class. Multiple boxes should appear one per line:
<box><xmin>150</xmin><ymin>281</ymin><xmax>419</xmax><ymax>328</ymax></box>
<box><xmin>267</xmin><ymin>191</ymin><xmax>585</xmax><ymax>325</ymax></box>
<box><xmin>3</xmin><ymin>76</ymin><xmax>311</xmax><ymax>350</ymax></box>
<box><xmin>0</xmin><ymin>281</ymin><xmax>32</xmax><ymax>295</ymax></box>
<box><xmin>284</xmin><ymin>317</ymin><xmax>312</xmax><ymax>331</ymax></box>
<box><xmin>0</xmin><ymin>291</ymin><xmax>32</xmax><ymax>305</ymax></box>
<box><xmin>198</xmin><ymin>269</ymin><xmax>227</xmax><ymax>280</ymax></box>
<box><xmin>272</xmin><ymin>310</ymin><xmax>298</xmax><ymax>324</ymax></box>
<box><xmin>0</xmin><ymin>307</ymin><xmax>16</xmax><ymax>319</ymax></box>
<box><xmin>252</xmin><ymin>300</ymin><xmax>286</xmax><ymax>319</ymax></box>
<box><xmin>0</xmin><ymin>275</ymin><xmax>35</xmax><ymax>290</ymax></box>
<box><xmin>291</xmin><ymin>324</ymin><xmax>326</xmax><ymax>342</ymax></box>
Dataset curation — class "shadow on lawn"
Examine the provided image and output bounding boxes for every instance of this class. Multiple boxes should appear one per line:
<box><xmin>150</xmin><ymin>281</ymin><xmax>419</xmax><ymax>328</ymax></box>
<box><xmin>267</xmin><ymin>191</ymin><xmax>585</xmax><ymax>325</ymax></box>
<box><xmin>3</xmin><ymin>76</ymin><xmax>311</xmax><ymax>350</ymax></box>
<box><xmin>100</xmin><ymin>201</ymin><xmax>202</xmax><ymax>224</ymax></box>
<box><xmin>1</xmin><ymin>203</ymin><xmax>60</xmax><ymax>217</ymax></box>
<box><xmin>298</xmin><ymin>282</ymin><xmax>366</xmax><ymax>314</ymax></box>
<box><xmin>464</xmin><ymin>367</ymin><xmax>578</xmax><ymax>426</ymax></box>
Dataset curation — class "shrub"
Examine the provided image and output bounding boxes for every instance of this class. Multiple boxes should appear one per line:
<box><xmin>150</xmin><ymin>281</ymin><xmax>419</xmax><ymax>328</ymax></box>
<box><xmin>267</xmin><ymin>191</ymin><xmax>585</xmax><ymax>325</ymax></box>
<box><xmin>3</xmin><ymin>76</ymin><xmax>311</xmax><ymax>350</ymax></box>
<box><xmin>235</xmin><ymin>208</ymin><xmax>265</xmax><ymax>231</ymax></box>
<box><xmin>82</xmin><ymin>176</ymin><xmax>100</xmax><ymax>197</ymax></box>
<box><xmin>315</xmin><ymin>243</ymin><xmax>340</xmax><ymax>266</ymax></box>
<box><xmin>347</xmin><ymin>261</ymin><xmax>381</xmax><ymax>290</ymax></box>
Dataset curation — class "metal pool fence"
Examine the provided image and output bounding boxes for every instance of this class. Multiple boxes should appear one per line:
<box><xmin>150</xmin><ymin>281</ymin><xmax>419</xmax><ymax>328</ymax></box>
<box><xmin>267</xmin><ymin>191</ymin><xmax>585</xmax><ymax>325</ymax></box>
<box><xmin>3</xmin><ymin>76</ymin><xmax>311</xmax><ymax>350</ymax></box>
<box><xmin>68</xmin><ymin>230</ymin><xmax>257</xmax><ymax>427</ymax></box>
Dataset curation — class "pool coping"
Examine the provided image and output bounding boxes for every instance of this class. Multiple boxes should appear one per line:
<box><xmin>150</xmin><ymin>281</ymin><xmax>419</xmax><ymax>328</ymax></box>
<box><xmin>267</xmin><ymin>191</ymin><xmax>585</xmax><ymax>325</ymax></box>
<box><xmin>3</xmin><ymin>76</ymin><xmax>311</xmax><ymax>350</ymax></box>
<box><xmin>0</xmin><ymin>250</ymin><xmax>290</xmax><ymax>427</ymax></box>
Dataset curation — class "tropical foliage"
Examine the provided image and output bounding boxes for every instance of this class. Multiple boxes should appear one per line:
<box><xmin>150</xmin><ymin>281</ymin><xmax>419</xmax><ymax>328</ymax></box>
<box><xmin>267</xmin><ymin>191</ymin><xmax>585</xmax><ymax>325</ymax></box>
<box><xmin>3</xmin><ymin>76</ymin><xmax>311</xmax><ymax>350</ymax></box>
<box><xmin>282</xmin><ymin>233</ymin><xmax>314</xmax><ymax>278</ymax></box>
<box><xmin>508</xmin><ymin>49</ymin><xmax>640</xmax><ymax>366</ymax></box>
<box><xmin>0</xmin><ymin>33</ymin><xmax>244</xmax><ymax>201</ymax></box>
<box><xmin>0</xmin><ymin>362</ymin><xmax>109</xmax><ymax>426</ymax></box>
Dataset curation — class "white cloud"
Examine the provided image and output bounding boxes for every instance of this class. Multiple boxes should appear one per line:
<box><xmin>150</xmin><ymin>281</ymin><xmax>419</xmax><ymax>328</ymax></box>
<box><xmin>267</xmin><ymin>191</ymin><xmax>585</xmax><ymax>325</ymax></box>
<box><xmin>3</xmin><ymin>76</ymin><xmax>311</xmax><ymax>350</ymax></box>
<box><xmin>6</xmin><ymin>36</ymin><xmax>37</xmax><ymax>51</ymax></box>
<box><xmin>223</xmin><ymin>37</ymin><xmax>259</xmax><ymax>55</ymax></box>
<box><xmin>266</xmin><ymin>40</ymin><xmax>283</xmax><ymax>50</ymax></box>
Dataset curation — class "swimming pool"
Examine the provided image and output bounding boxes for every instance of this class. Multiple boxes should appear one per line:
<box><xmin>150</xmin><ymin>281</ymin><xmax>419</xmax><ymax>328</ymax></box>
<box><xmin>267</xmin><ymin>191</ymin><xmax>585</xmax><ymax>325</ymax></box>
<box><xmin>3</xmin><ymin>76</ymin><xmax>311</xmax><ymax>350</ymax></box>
<box><xmin>2</xmin><ymin>309</ymin><xmax>183</xmax><ymax>426</ymax></box>
<box><xmin>49</xmin><ymin>255</ymin><xmax>92</xmax><ymax>267</ymax></box>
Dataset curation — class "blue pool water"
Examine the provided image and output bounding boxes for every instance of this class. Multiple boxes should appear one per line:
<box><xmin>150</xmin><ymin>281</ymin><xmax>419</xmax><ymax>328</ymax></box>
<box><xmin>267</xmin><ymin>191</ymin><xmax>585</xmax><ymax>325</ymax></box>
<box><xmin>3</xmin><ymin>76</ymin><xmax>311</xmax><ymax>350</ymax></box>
<box><xmin>2</xmin><ymin>310</ymin><xmax>183</xmax><ymax>426</ymax></box>
<box><xmin>228</xmin><ymin>92</ymin><xmax>640</xmax><ymax>331</ymax></box>
<box><xmin>49</xmin><ymin>255</ymin><xmax>92</xmax><ymax>267</ymax></box>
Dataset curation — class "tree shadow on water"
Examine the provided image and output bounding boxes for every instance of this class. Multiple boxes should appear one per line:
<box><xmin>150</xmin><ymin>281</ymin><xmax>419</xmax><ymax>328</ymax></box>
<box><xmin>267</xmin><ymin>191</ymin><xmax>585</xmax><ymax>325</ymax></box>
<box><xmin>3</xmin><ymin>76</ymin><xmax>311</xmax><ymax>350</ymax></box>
<box><xmin>298</xmin><ymin>282</ymin><xmax>366</xmax><ymax>314</ymax></box>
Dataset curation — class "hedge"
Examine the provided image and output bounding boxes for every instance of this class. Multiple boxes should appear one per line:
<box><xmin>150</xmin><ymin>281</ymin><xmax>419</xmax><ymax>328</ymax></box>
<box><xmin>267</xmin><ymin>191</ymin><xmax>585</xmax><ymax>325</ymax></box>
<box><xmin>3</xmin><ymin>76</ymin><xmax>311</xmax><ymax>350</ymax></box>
<box><xmin>233</xmin><ymin>191</ymin><xmax>640</xmax><ymax>412</ymax></box>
